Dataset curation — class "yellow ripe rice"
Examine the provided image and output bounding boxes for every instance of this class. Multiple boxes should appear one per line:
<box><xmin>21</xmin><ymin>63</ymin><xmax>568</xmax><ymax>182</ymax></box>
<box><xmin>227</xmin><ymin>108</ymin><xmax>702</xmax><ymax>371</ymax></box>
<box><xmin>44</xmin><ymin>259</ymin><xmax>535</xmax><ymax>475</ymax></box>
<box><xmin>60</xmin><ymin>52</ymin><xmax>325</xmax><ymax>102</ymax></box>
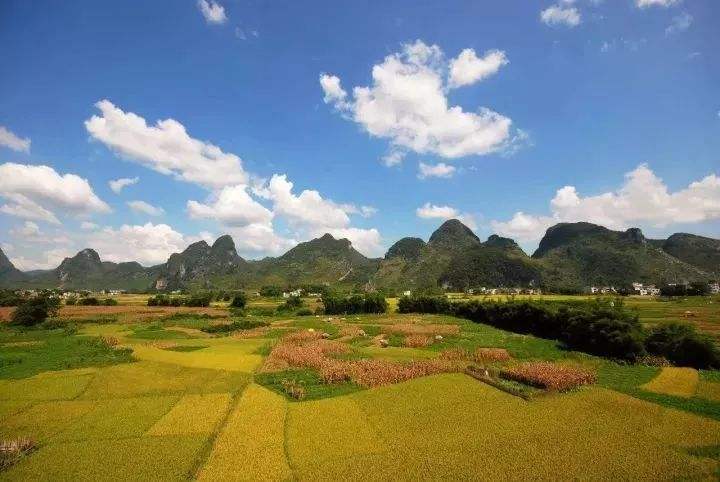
<box><xmin>146</xmin><ymin>393</ymin><xmax>231</xmax><ymax>436</ymax></box>
<box><xmin>641</xmin><ymin>367</ymin><xmax>699</xmax><ymax>398</ymax></box>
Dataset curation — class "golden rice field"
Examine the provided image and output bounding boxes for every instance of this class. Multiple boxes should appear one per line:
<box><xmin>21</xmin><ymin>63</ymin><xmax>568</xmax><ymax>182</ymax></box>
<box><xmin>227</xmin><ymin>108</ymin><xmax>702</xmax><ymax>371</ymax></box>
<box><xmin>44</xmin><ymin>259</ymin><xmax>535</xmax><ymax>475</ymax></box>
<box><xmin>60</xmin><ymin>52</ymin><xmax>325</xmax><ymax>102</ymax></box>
<box><xmin>1</xmin><ymin>299</ymin><xmax>720</xmax><ymax>480</ymax></box>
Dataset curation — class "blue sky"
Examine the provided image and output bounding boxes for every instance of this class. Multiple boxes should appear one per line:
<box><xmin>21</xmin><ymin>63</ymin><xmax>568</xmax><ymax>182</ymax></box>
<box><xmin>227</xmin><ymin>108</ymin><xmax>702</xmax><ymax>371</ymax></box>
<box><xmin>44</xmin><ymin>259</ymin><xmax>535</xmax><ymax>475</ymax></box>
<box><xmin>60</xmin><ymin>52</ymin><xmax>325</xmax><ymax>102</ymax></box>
<box><xmin>0</xmin><ymin>0</ymin><xmax>718</xmax><ymax>269</ymax></box>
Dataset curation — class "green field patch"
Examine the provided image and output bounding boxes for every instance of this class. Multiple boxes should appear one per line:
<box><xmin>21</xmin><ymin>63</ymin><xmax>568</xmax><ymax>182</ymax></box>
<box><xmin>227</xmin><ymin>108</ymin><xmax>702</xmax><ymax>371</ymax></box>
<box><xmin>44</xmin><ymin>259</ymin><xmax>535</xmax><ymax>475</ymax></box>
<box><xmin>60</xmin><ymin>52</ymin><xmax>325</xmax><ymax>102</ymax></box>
<box><xmin>147</xmin><ymin>393</ymin><xmax>231</xmax><ymax>436</ymax></box>
<box><xmin>642</xmin><ymin>367</ymin><xmax>699</xmax><ymax>398</ymax></box>
<box><xmin>0</xmin><ymin>331</ymin><xmax>133</xmax><ymax>379</ymax></box>
<box><xmin>0</xmin><ymin>435</ymin><xmax>207</xmax><ymax>481</ymax></box>
<box><xmin>55</xmin><ymin>395</ymin><xmax>178</xmax><ymax>441</ymax></box>
<box><xmin>255</xmin><ymin>369</ymin><xmax>362</xmax><ymax>401</ymax></box>
<box><xmin>198</xmin><ymin>384</ymin><xmax>291</xmax><ymax>481</ymax></box>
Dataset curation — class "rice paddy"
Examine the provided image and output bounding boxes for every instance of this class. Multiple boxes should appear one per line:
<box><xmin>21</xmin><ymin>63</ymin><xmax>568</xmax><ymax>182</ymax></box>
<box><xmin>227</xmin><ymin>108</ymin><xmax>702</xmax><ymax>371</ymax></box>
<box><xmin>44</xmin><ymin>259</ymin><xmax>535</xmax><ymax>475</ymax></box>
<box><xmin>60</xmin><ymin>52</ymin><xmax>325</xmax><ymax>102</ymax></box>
<box><xmin>1</xmin><ymin>296</ymin><xmax>720</xmax><ymax>480</ymax></box>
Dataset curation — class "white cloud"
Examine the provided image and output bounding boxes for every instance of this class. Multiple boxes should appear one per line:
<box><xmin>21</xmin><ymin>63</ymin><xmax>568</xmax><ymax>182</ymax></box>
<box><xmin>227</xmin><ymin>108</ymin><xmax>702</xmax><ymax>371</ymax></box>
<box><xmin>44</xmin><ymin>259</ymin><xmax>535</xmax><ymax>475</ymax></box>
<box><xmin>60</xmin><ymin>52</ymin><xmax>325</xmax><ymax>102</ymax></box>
<box><xmin>109</xmin><ymin>177</ymin><xmax>139</xmax><ymax>194</ymax></box>
<box><xmin>127</xmin><ymin>200</ymin><xmax>165</xmax><ymax>217</ymax></box>
<box><xmin>227</xmin><ymin>223</ymin><xmax>297</xmax><ymax>257</ymax></box>
<box><xmin>11</xmin><ymin>221</ymin><xmax>41</xmax><ymax>239</ymax></box>
<box><xmin>416</xmin><ymin>202</ymin><xmax>476</xmax><ymax>230</ymax></box>
<box><xmin>10</xmin><ymin>248</ymin><xmax>73</xmax><ymax>271</ymax></box>
<box><xmin>0</xmin><ymin>126</ymin><xmax>30</xmax><ymax>153</ymax></box>
<box><xmin>491</xmin><ymin>164</ymin><xmax>720</xmax><ymax>243</ymax></box>
<box><xmin>85</xmin><ymin>100</ymin><xmax>248</xmax><ymax>189</ymax></box>
<box><xmin>540</xmin><ymin>4</ymin><xmax>581</xmax><ymax>27</ymax></box>
<box><xmin>321</xmin><ymin>227</ymin><xmax>384</xmax><ymax>257</ymax></box>
<box><xmin>197</xmin><ymin>0</ymin><xmax>227</xmax><ymax>24</ymax></box>
<box><xmin>87</xmin><ymin>223</ymin><xmax>190</xmax><ymax>265</ymax></box>
<box><xmin>360</xmin><ymin>206</ymin><xmax>378</xmax><ymax>218</ymax></box>
<box><xmin>665</xmin><ymin>12</ymin><xmax>692</xmax><ymax>35</ymax></box>
<box><xmin>0</xmin><ymin>163</ymin><xmax>110</xmax><ymax>224</ymax></box>
<box><xmin>381</xmin><ymin>150</ymin><xmax>406</xmax><ymax>167</ymax></box>
<box><xmin>448</xmin><ymin>49</ymin><xmax>508</xmax><ymax>88</ymax></box>
<box><xmin>80</xmin><ymin>221</ymin><xmax>99</xmax><ymax>231</ymax></box>
<box><xmin>636</xmin><ymin>0</ymin><xmax>679</xmax><ymax>8</ymax></box>
<box><xmin>418</xmin><ymin>162</ymin><xmax>456</xmax><ymax>179</ymax></box>
<box><xmin>321</xmin><ymin>40</ymin><xmax>516</xmax><ymax>160</ymax></box>
<box><xmin>187</xmin><ymin>184</ymin><xmax>273</xmax><ymax>226</ymax></box>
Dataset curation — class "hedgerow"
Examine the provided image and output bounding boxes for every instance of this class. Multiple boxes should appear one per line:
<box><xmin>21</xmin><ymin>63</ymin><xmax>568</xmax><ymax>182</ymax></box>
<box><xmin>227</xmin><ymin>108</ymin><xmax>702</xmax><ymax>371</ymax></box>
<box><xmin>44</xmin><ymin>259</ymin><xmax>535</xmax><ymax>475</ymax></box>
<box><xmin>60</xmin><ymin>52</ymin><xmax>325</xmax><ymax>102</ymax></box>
<box><xmin>322</xmin><ymin>293</ymin><xmax>387</xmax><ymax>315</ymax></box>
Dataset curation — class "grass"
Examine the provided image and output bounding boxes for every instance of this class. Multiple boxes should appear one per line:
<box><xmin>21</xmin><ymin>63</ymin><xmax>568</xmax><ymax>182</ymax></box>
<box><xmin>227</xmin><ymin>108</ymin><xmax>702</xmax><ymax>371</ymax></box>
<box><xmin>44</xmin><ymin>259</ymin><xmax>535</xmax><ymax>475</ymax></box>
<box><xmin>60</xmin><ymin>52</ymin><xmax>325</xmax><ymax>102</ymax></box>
<box><xmin>255</xmin><ymin>369</ymin><xmax>363</xmax><ymax>401</ymax></box>
<box><xmin>0</xmin><ymin>330</ymin><xmax>133</xmax><ymax>379</ymax></box>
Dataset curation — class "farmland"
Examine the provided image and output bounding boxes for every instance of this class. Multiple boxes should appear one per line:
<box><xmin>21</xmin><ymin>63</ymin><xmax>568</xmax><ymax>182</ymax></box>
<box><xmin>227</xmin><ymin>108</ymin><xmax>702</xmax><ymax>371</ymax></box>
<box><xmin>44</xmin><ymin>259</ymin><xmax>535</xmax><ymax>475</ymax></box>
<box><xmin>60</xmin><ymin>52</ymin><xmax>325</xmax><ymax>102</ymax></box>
<box><xmin>1</xmin><ymin>295</ymin><xmax>720</xmax><ymax>480</ymax></box>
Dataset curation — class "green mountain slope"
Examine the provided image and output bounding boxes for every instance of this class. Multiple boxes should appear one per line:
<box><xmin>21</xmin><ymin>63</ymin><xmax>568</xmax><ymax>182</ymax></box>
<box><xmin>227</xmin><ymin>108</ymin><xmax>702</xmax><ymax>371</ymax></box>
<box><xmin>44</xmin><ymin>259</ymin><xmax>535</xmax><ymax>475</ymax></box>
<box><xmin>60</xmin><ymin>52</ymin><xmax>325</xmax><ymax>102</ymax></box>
<box><xmin>659</xmin><ymin>233</ymin><xmax>720</xmax><ymax>276</ymax></box>
<box><xmin>533</xmin><ymin>223</ymin><xmax>710</xmax><ymax>290</ymax></box>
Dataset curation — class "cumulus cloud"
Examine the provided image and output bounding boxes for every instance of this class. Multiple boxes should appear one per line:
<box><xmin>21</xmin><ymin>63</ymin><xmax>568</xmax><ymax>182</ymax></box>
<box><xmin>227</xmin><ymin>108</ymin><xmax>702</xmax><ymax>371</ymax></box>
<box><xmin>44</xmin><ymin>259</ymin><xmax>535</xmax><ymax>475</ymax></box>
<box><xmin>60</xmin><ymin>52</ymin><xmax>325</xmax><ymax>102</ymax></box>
<box><xmin>197</xmin><ymin>0</ymin><xmax>227</xmax><ymax>24</ymax></box>
<box><xmin>85</xmin><ymin>100</ymin><xmax>248</xmax><ymax>189</ymax></box>
<box><xmin>227</xmin><ymin>223</ymin><xmax>297</xmax><ymax>257</ymax></box>
<box><xmin>491</xmin><ymin>164</ymin><xmax>720</xmax><ymax>243</ymax></box>
<box><xmin>418</xmin><ymin>162</ymin><xmax>456</xmax><ymax>179</ymax></box>
<box><xmin>381</xmin><ymin>150</ymin><xmax>406</xmax><ymax>167</ymax></box>
<box><xmin>187</xmin><ymin>184</ymin><xmax>273</xmax><ymax>226</ymax></box>
<box><xmin>637</xmin><ymin>0</ymin><xmax>679</xmax><ymax>8</ymax></box>
<box><xmin>86</xmin><ymin>223</ymin><xmax>191</xmax><ymax>265</ymax></box>
<box><xmin>10</xmin><ymin>248</ymin><xmax>73</xmax><ymax>271</ymax></box>
<box><xmin>127</xmin><ymin>200</ymin><xmax>165</xmax><ymax>217</ymax></box>
<box><xmin>0</xmin><ymin>163</ymin><xmax>110</xmax><ymax>224</ymax></box>
<box><xmin>0</xmin><ymin>126</ymin><xmax>30</xmax><ymax>153</ymax></box>
<box><xmin>540</xmin><ymin>4</ymin><xmax>581</xmax><ymax>27</ymax></box>
<box><xmin>321</xmin><ymin>40</ymin><xmax>516</xmax><ymax>160</ymax></box>
<box><xmin>80</xmin><ymin>221</ymin><xmax>99</xmax><ymax>231</ymax></box>
<box><xmin>10</xmin><ymin>221</ymin><xmax>42</xmax><ymax>239</ymax></box>
<box><xmin>448</xmin><ymin>49</ymin><xmax>508</xmax><ymax>88</ymax></box>
<box><xmin>109</xmin><ymin>177</ymin><xmax>139</xmax><ymax>194</ymax></box>
<box><xmin>416</xmin><ymin>202</ymin><xmax>477</xmax><ymax>230</ymax></box>
<box><xmin>255</xmin><ymin>174</ymin><xmax>384</xmax><ymax>256</ymax></box>
<box><xmin>665</xmin><ymin>12</ymin><xmax>692</xmax><ymax>35</ymax></box>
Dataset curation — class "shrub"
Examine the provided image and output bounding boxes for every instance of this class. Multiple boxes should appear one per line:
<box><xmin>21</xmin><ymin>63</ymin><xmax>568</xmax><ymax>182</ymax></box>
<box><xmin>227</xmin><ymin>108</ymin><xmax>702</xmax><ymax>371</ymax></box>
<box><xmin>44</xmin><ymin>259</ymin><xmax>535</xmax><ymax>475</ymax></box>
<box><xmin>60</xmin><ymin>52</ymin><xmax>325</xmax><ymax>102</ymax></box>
<box><xmin>10</xmin><ymin>296</ymin><xmax>60</xmax><ymax>327</ymax></box>
<box><xmin>259</xmin><ymin>285</ymin><xmax>283</xmax><ymax>297</ymax></box>
<box><xmin>0</xmin><ymin>290</ymin><xmax>24</xmax><ymax>307</ymax></box>
<box><xmin>102</xmin><ymin>298</ymin><xmax>118</xmax><ymax>306</ymax></box>
<box><xmin>645</xmin><ymin>322</ymin><xmax>720</xmax><ymax>369</ymax></box>
<box><xmin>277</xmin><ymin>296</ymin><xmax>303</xmax><ymax>312</ymax></box>
<box><xmin>185</xmin><ymin>292</ymin><xmax>212</xmax><ymax>307</ymax></box>
<box><xmin>78</xmin><ymin>297</ymin><xmax>100</xmax><ymax>306</ymax></box>
<box><xmin>501</xmin><ymin>362</ymin><xmax>596</xmax><ymax>392</ymax></box>
<box><xmin>230</xmin><ymin>292</ymin><xmax>247</xmax><ymax>309</ymax></box>
<box><xmin>64</xmin><ymin>295</ymin><xmax>77</xmax><ymax>306</ymax></box>
<box><xmin>322</xmin><ymin>292</ymin><xmax>387</xmax><ymax>315</ymax></box>
<box><xmin>296</xmin><ymin>308</ymin><xmax>313</xmax><ymax>316</ymax></box>
<box><xmin>400</xmin><ymin>297</ymin><xmax>647</xmax><ymax>363</ymax></box>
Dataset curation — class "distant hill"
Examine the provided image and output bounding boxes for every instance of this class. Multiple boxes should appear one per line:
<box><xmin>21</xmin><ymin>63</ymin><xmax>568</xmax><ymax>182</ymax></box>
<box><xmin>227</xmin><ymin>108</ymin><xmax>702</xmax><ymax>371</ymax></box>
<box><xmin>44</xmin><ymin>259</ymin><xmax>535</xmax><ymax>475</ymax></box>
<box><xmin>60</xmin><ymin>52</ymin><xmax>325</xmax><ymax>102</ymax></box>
<box><xmin>533</xmin><ymin>223</ymin><xmax>710</xmax><ymax>291</ymax></box>
<box><xmin>373</xmin><ymin>219</ymin><xmax>541</xmax><ymax>291</ymax></box>
<box><xmin>658</xmin><ymin>233</ymin><xmax>720</xmax><ymax>277</ymax></box>
<box><xmin>0</xmin><ymin>221</ymin><xmax>715</xmax><ymax>292</ymax></box>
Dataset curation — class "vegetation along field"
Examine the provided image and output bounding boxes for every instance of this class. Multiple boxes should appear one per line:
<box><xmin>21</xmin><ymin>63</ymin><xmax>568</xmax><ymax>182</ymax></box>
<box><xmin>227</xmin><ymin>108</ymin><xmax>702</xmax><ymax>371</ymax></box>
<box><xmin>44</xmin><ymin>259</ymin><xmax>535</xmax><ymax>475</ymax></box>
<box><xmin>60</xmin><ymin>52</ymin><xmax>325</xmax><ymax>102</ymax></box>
<box><xmin>1</xmin><ymin>293</ymin><xmax>720</xmax><ymax>480</ymax></box>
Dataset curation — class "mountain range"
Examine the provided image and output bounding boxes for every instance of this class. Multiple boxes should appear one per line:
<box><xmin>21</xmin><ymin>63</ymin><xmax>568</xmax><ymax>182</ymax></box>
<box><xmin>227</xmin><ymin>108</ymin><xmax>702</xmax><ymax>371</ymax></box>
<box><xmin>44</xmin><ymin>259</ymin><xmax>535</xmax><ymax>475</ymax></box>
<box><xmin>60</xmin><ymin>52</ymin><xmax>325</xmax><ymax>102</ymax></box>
<box><xmin>0</xmin><ymin>220</ymin><xmax>717</xmax><ymax>292</ymax></box>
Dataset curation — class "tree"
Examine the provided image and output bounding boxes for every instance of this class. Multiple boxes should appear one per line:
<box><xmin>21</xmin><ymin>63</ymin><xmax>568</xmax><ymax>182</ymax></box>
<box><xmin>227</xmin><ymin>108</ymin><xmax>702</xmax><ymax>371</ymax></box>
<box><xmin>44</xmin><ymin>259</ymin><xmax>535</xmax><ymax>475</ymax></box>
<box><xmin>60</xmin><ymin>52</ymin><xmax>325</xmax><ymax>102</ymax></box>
<box><xmin>230</xmin><ymin>292</ymin><xmax>247</xmax><ymax>309</ymax></box>
<box><xmin>11</xmin><ymin>296</ymin><xmax>61</xmax><ymax>327</ymax></box>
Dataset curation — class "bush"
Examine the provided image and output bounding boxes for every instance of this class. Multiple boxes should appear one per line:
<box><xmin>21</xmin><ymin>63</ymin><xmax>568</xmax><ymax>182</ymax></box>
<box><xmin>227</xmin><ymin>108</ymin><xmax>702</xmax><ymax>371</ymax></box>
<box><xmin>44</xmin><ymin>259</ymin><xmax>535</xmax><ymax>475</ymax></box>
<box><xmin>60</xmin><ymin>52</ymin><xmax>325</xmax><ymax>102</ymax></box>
<box><xmin>0</xmin><ymin>291</ymin><xmax>24</xmax><ymax>307</ymax></box>
<box><xmin>645</xmin><ymin>322</ymin><xmax>720</xmax><ymax>369</ymax></box>
<box><xmin>102</xmin><ymin>298</ymin><xmax>118</xmax><ymax>306</ymax></box>
<box><xmin>10</xmin><ymin>296</ymin><xmax>60</xmax><ymax>327</ymax></box>
<box><xmin>296</xmin><ymin>308</ymin><xmax>313</xmax><ymax>316</ymax></box>
<box><xmin>185</xmin><ymin>292</ymin><xmax>212</xmax><ymax>307</ymax></box>
<box><xmin>259</xmin><ymin>285</ymin><xmax>283</xmax><ymax>297</ymax></box>
<box><xmin>322</xmin><ymin>292</ymin><xmax>387</xmax><ymax>315</ymax></box>
<box><xmin>277</xmin><ymin>296</ymin><xmax>303</xmax><ymax>312</ymax></box>
<box><xmin>78</xmin><ymin>297</ymin><xmax>100</xmax><ymax>306</ymax></box>
<box><xmin>64</xmin><ymin>295</ymin><xmax>77</xmax><ymax>306</ymax></box>
<box><xmin>230</xmin><ymin>292</ymin><xmax>247</xmax><ymax>309</ymax></box>
<box><xmin>400</xmin><ymin>296</ymin><xmax>647</xmax><ymax>362</ymax></box>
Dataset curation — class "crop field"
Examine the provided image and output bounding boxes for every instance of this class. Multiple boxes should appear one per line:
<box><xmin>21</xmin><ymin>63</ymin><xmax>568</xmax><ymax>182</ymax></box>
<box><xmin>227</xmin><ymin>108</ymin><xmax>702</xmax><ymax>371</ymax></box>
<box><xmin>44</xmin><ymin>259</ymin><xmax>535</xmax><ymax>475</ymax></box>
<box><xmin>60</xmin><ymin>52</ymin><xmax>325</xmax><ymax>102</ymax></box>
<box><xmin>1</xmin><ymin>296</ymin><xmax>720</xmax><ymax>480</ymax></box>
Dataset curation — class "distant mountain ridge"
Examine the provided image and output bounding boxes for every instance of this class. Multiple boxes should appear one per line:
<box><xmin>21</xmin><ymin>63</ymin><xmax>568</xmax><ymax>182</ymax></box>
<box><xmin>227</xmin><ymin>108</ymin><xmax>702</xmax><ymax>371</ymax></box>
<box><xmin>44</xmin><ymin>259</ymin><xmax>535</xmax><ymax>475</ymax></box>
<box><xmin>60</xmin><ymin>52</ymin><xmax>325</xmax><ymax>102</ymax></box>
<box><xmin>0</xmin><ymin>220</ymin><xmax>716</xmax><ymax>291</ymax></box>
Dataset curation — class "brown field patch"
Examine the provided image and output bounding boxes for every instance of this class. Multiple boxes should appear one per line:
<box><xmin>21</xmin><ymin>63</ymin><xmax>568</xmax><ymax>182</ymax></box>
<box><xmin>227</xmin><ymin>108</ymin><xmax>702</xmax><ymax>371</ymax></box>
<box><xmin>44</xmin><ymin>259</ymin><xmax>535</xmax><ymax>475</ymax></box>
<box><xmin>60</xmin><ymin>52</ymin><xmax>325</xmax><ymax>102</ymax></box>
<box><xmin>57</xmin><ymin>305</ymin><xmax>227</xmax><ymax>322</ymax></box>
<box><xmin>0</xmin><ymin>307</ymin><xmax>13</xmax><ymax>322</ymax></box>
<box><xmin>502</xmin><ymin>362</ymin><xmax>596</xmax><ymax>392</ymax></box>
<box><xmin>404</xmin><ymin>335</ymin><xmax>433</xmax><ymax>348</ymax></box>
